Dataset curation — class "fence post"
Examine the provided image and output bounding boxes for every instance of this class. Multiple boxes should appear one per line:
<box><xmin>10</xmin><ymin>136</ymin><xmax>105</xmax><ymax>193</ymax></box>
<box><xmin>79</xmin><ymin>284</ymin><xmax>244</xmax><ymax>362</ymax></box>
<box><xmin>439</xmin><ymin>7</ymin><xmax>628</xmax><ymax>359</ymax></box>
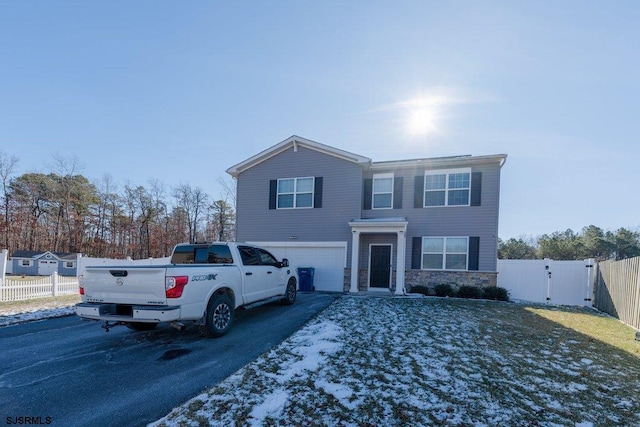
<box><xmin>0</xmin><ymin>248</ymin><xmax>7</xmax><ymax>281</ymax></box>
<box><xmin>544</xmin><ymin>258</ymin><xmax>552</xmax><ymax>303</ymax></box>
<box><xmin>584</xmin><ymin>258</ymin><xmax>595</xmax><ymax>306</ymax></box>
<box><xmin>52</xmin><ymin>272</ymin><xmax>58</xmax><ymax>297</ymax></box>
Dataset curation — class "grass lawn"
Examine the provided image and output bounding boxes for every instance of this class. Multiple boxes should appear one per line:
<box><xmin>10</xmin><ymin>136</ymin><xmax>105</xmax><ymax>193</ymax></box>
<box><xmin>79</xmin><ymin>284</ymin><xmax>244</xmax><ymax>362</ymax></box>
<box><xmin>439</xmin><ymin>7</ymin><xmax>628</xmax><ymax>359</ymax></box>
<box><xmin>153</xmin><ymin>296</ymin><xmax>640</xmax><ymax>427</ymax></box>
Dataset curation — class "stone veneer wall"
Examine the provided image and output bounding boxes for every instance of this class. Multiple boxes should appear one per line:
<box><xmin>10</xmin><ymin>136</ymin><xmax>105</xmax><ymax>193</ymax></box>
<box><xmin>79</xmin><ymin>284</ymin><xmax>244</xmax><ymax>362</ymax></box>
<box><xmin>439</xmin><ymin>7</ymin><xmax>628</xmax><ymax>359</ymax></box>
<box><xmin>343</xmin><ymin>268</ymin><xmax>497</xmax><ymax>293</ymax></box>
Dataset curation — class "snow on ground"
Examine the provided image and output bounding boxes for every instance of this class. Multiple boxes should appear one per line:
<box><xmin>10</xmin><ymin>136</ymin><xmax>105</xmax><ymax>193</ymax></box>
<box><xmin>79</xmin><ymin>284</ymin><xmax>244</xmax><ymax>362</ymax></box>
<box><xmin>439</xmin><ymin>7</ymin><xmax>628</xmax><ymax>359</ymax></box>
<box><xmin>0</xmin><ymin>301</ymin><xmax>76</xmax><ymax>327</ymax></box>
<box><xmin>152</xmin><ymin>296</ymin><xmax>640</xmax><ymax>427</ymax></box>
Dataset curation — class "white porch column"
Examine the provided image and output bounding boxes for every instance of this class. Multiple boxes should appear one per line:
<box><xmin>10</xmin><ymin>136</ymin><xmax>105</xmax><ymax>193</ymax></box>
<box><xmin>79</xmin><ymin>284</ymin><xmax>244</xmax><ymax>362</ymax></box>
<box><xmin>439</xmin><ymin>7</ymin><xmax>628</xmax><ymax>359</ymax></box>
<box><xmin>395</xmin><ymin>230</ymin><xmax>406</xmax><ymax>295</ymax></box>
<box><xmin>350</xmin><ymin>230</ymin><xmax>360</xmax><ymax>293</ymax></box>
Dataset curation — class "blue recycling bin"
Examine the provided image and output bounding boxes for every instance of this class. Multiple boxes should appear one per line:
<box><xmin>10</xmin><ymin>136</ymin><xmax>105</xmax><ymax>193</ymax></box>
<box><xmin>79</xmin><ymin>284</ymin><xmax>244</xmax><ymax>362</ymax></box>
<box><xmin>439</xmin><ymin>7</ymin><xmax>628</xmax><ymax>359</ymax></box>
<box><xmin>297</xmin><ymin>267</ymin><xmax>315</xmax><ymax>291</ymax></box>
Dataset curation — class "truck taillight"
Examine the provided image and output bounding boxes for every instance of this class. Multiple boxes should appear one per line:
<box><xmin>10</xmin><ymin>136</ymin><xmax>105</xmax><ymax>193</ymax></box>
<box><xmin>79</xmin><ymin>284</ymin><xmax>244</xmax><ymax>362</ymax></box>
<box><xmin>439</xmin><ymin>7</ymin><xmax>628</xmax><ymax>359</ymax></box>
<box><xmin>78</xmin><ymin>275</ymin><xmax>84</xmax><ymax>295</ymax></box>
<box><xmin>166</xmin><ymin>276</ymin><xmax>189</xmax><ymax>298</ymax></box>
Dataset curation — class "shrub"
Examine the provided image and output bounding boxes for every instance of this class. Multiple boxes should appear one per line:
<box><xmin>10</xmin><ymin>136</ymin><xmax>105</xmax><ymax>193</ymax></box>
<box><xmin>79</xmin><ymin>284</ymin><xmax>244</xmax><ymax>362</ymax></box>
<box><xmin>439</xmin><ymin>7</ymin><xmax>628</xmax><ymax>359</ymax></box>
<box><xmin>456</xmin><ymin>285</ymin><xmax>482</xmax><ymax>299</ymax></box>
<box><xmin>482</xmin><ymin>286</ymin><xmax>510</xmax><ymax>302</ymax></box>
<box><xmin>434</xmin><ymin>283</ymin><xmax>455</xmax><ymax>297</ymax></box>
<box><xmin>409</xmin><ymin>285</ymin><xmax>430</xmax><ymax>296</ymax></box>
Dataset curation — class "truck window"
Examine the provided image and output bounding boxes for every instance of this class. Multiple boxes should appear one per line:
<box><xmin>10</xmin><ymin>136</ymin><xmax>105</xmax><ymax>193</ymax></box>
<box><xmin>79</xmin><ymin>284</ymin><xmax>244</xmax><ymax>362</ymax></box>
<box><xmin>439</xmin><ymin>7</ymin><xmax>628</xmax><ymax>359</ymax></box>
<box><xmin>257</xmin><ymin>248</ymin><xmax>278</xmax><ymax>266</ymax></box>
<box><xmin>171</xmin><ymin>244</ymin><xmax>233</xmax><ymax>264</ymax></box>
<box><xmin>194</xmin><ymin>247</ymin><xmax>209</xmax><ymax>263</ymax></box>
<box><xmin>171</xmin><ymin>246</ymin><xmax>195</xmax><ymax>264</ymax></box>
<box><xmin>207</xmin><ymin>245</ymin><xmax>233</xmax><ymax>264</ymax></box>
<box><xmin>238</xmin><ymin>246</ymin><xmax>260</xmax><ymax>266</ymax></box>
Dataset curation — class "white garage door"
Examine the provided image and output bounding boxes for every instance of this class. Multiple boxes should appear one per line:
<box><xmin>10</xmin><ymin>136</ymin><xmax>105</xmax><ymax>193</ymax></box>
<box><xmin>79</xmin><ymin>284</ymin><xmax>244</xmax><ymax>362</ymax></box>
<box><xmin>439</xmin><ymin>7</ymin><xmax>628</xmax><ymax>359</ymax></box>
<box><xmin>248</xmin><ymin>242</ymin><xmax>347</xmax><ymax>292</ymax></box>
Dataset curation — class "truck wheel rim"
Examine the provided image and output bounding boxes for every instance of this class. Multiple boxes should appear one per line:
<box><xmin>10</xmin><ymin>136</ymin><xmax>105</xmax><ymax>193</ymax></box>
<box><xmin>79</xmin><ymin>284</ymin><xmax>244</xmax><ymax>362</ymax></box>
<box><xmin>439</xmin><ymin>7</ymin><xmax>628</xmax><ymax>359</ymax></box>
<box><xmin>287</xmin><ymin>283</ymin><xmax>296</xmax><ymax>300</ymax></box>
<box><xmin>213</xmin><ymin>303</ymin><xmax>231</xmax><ymax>329</ymax></box>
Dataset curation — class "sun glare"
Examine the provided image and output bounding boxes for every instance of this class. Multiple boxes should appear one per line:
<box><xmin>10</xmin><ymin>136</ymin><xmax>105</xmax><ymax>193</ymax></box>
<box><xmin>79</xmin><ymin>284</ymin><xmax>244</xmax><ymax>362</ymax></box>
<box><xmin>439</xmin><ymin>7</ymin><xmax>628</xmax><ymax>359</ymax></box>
<box><xmin>402</xmin><ymin>95</ymin><xmax>448</xmax><ymax>138</ymax></box>
<box><xmin>408</xmin><ymin>107</ymin><xmax>437</xmax><ymax>136</ymax></box>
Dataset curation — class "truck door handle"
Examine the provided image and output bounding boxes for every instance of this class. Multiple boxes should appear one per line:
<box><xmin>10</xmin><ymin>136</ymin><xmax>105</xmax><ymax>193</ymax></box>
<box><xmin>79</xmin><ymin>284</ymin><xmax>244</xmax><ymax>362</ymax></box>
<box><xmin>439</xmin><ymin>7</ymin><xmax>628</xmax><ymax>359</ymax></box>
<box><xmin>246</xmin><ymin>272</ymin><xmax>253</xmax><ymax>276</ymax></box>
<box><xmin>267</xmin><ymin>271</ymin><xmax>272</xmax><ymax>274</ymax></box>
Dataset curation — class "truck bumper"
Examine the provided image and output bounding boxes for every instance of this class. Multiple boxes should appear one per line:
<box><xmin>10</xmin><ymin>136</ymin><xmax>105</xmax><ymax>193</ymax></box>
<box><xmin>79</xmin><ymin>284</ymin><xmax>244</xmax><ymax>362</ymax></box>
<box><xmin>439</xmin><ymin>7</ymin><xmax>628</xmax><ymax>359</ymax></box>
<box><xmin>75</xmin><ymin>302</ymin><xmax>181</xmax><ymax>323</ymax></box>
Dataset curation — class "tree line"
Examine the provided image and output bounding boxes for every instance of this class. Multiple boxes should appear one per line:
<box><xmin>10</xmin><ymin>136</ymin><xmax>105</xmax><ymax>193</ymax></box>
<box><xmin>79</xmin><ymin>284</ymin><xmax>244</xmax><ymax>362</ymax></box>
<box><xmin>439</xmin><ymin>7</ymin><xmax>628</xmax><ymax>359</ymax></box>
<box><xmin>0</xmin><ymin>151</ymin><xmax>236</xmax><ymax>259</ymax></box>
<box><xmin>499</xmin><ymin>225</ymin><xmax>640</xmax><ymax>261</ymax></box>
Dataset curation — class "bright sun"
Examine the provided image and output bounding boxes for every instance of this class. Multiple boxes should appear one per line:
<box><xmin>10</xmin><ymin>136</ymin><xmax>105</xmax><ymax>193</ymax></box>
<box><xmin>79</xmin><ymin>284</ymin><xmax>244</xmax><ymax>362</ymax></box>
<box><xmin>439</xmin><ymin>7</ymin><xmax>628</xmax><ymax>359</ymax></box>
<box><xmin>407</xmin><ymin>107</ymin><xmax>437</xmax><ymax>136</ymax></box>
<box><xmin>402</xmin><ymin>95</ymin><xmax>447</xmax><ymax>137</ymax></box>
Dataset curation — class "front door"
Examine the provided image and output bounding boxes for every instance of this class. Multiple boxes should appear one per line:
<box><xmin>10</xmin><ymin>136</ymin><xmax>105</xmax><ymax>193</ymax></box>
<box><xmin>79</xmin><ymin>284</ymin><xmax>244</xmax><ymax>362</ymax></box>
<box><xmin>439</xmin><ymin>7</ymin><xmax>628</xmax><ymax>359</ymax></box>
<box><xmin>369</xmin><ymin>245</ymin><xmax>391</xmax><ymax>289</ymax></box>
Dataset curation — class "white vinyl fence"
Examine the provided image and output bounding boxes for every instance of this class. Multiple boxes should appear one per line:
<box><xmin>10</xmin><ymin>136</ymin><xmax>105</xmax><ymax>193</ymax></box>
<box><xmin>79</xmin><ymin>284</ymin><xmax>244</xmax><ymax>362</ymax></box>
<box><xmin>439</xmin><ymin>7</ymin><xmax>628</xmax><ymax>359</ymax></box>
<box><xmin>0</xmin><ymin>273</ymin><xmax>79</xmax><ymax>302</ymax></box>
<box><xmin>0</xmin><ymin>250</ymin><xmax>171</xmax><ymax>302</ymax></box>
<box><xmin>497</xmin><ymin>258</ymin><xmax>595</xmax><ymax>306</ymax></box>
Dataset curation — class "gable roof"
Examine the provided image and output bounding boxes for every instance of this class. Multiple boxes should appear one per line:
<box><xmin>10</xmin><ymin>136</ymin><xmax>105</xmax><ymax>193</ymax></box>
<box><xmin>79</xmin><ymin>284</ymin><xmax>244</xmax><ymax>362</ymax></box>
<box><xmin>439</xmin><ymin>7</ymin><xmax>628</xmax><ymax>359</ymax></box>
<box><xmin>11</xmin><ymin>250</ymin><xmax>77</xmax><ymax>261</ymax></box>
<box><xmin>226</xmin><ymin>135</ymin><xmax>372</xmax><ymax>178</ymax></box>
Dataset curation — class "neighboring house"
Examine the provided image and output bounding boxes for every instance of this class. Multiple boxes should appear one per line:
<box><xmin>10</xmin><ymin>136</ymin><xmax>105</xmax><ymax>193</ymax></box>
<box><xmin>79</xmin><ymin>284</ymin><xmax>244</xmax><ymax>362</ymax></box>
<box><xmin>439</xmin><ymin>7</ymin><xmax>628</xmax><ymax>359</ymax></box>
<box><xmin>226</xmin><ymin>135</ymin><xmax>507</xmax><ymax>294</ymax></box>
<box><xmin>10</xmin><ymin>250</ymin><xmax>79</xmax><ymax>276</ymax></box>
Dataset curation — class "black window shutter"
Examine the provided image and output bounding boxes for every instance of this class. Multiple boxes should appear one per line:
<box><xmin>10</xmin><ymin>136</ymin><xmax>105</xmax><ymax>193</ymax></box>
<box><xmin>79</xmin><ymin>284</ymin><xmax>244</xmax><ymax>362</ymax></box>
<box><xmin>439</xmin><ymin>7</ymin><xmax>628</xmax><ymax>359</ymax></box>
<box><xmin>470</xmin><ymin>172</ymin><xmax>482</xmax><ymax>206</ymax></box>
<box><xmin>468</xmin><ymin>237</ymin><xmax>480</xmax><ymax>270</ymax></box>
<box><xmin>411</xmin><ymin>237</ymin><xmax>422</xmax><ymax>269</ymax></box>
<box><xmin>393</xmin><ymin>177</ymin><xmax>403</xmax><ymax>209</ymax></box>
<box><xmin>269</xmin><ymin>180</ymin><xmax>277</xmax><ymax>210</ymax></box>
<box><xmin>314</xmin><ymin>177</ymin><xmax>323</xmax><ymax>208</ymax></box>
<box><xmin>414</xmin><ymin>176</ymin><xmax>424</xmax><ymax>208</ymax></box>
<box><xmin>363</xmin><ymin>179</ymin><xmax>372</xmax><ymax>210</ymax></box>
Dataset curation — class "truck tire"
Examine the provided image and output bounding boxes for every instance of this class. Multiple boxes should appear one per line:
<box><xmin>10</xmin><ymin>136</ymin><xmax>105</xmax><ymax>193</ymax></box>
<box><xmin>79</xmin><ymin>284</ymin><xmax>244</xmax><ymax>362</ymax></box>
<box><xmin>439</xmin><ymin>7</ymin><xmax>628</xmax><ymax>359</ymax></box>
<box><xmin>125</xmin><ymin>322</ymin><xmax>158</xmax><ymax>331</ymax></box>
<box><xmin>201</xmin><ymin>293</ymin><xmax>234</xmax><ymax>338</ymax></box>
<box><xmin>281</xmin><ymin>277</ymin><xmax>297</xmax><ymax>305</ymax></box>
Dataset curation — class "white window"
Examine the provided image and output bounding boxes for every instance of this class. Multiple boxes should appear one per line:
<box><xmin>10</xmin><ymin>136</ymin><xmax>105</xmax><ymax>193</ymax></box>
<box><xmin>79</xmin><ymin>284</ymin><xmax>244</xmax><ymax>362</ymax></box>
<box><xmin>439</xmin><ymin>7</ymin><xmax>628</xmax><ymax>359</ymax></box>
<box><xmin>65</xmin><ymin>261</ymin><xmax>75</xmax><ymax>269</ymax></box>
<box><xmin>277</xmin><ymin>177</ymin><xmax>314</xmax><ymax>209</ymax></box>
<box><xmin>424</xmin><ymin>168</ymin><xmax>471</xmax><ymax>207</ymax></box>
<box><xmin>21</xmin><ymin>259</ymin><xmax>32</xmax><ymax>267</ymax></box>
<box><xmin>372</xmin><ymin>173</ymin><xmax>394</xmax><ymax>209</ymax></box>
<box><xmin>422</xmin><ymin>237</ymin><xmax>468</xmax><ymax>270</ymax></box>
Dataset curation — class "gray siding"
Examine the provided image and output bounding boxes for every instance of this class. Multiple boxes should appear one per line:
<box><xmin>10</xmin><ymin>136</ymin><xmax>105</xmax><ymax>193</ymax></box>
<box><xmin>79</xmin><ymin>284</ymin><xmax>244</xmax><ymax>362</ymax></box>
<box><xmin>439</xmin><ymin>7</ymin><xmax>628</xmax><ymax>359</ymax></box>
<box><xmin>11</xmin><ymin>260</ymin><xmax>38</xmax><ymax>276</ymax></box>
<box><xmin>363</xmin><ymin>162</ymin><xmax>502</xmax><ymax>271</ymax></box>
<box><xmin>234</xmin><ymin>143</ymin><xmax>504</xmax><ymax>275</ymax></box>
<box><xmin>58</xmin><ymin>262</ymin><xmax>77</xmax><ymax>276</ymax></box>
<box><xmin>236</xmin><ymin>146</ymin><xmax>362</xmax><ymax>264</ymax></box>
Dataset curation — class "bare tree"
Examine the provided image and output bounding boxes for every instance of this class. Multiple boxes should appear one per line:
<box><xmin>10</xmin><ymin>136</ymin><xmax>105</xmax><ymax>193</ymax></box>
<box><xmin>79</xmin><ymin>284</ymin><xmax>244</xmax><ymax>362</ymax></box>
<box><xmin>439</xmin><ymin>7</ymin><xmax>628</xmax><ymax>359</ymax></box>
<box><xmin>0</xmin><ymin>150</ymin><xmax>19</xmax><ymax>250</ymax></box>
<box><xmin>208</xmin><ymin>199</ymin><xmax>235</xmax><ymax>241</ymax></box>
<box><xmin>217</xmin><ymin>176</ymin><xmax>237</xmax><ymax>209</ymax></box>
<box><xmin>50</xmin><ymin>153</ymin><xmax>86</xmax><ymax>251</ymax></box>
<box><xmin>173</xmin><ymin>183</ymin><xmax>209</xmax><ymax>243</ymax></box>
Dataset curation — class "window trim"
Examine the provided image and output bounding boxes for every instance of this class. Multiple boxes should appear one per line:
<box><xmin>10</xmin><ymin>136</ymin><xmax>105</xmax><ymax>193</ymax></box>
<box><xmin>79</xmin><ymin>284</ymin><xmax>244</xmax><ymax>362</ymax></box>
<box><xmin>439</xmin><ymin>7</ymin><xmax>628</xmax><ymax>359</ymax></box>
<box><xmin>372</xmin><ymin>173</ymin><xmax>394</xmax><ymax>210</ymax></box>
<box><xmin>21</xmin><ymin>259</ymin><xmax>32</xmax><ymax>267</ymax></box>
<box><xmin>421</xmin><ymin>236</ymin><xmax>469</xmax><ymax>271</ymax></box>
<box><xmin>276</xmin><ymin>177</ymin><xmax>315</xmax><ymax>209</ymax></box>
<box><xmin>423</xmin><ymin>168</ymin><xmax>471</xmax><ymax>208</ymax></box>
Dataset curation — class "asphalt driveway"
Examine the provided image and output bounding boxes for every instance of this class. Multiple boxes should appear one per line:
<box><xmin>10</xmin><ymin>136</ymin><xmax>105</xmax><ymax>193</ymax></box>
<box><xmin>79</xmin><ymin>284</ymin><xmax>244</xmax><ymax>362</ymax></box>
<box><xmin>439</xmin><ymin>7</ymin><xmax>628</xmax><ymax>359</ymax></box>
<box><xmin>0</xmin><ymin>292</ymin><xmax>340</xmax><ymax>427</ymax></box>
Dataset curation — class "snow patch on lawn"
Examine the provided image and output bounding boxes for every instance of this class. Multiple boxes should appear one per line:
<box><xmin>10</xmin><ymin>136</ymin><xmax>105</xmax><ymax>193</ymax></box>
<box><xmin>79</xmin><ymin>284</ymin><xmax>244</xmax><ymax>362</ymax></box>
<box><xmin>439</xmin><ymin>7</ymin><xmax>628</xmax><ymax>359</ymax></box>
<box><xmin>151</xmin><ymin>297</ymin><xmax>640</xmax><ymax>427</ymax></box>
<box><xmin>0</xmin><ymin>305</ymin><xmax>75</xmax><ymax>327</ymax></box>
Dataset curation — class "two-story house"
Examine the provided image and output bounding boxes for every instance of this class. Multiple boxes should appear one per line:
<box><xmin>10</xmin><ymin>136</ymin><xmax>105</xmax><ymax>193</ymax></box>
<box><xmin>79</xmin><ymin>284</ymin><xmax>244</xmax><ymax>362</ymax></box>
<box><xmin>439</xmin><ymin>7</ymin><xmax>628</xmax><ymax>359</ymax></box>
<box><xmin>226</xmin><ymin>135</ymin><xmax>507</xmax><ymax>295</ymax></box>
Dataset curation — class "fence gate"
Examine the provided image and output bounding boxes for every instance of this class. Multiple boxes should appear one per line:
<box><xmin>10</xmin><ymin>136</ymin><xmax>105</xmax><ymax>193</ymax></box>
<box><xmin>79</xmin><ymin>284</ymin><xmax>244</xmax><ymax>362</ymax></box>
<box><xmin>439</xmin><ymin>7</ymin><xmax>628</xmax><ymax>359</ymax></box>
<box><xmin>497</xmin><ymin>258</ymin><xmax>595</xmax><ymax>306</ymax></box>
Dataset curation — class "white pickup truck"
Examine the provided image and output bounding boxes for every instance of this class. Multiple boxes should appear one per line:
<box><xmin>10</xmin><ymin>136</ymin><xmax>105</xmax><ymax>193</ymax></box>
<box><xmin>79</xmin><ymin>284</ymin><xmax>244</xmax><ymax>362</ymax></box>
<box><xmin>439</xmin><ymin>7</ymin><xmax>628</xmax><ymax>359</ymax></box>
<box><xmin>75</xmin><ymin>242</ymin><xmax>298</xmax><ymax>337</ymax></box>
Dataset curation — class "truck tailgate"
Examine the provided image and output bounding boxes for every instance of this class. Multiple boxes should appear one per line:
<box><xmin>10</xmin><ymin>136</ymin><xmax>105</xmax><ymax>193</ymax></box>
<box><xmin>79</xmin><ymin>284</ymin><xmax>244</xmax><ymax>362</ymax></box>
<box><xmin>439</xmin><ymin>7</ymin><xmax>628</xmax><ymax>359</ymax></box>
<box><xmin>82</xmin><ymin>266</ymin><xmax>168</xmax><ymax>305</ymax></box>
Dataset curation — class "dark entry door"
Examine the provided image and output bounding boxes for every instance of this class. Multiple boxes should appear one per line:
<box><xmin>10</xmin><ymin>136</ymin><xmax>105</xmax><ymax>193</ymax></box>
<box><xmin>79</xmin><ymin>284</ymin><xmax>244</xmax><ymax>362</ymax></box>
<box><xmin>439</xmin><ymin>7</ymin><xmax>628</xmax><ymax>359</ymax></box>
<box><xmin>370</xmin><ymin>245</ymin><xmax>391</xmax><ymax>288</ymax></box>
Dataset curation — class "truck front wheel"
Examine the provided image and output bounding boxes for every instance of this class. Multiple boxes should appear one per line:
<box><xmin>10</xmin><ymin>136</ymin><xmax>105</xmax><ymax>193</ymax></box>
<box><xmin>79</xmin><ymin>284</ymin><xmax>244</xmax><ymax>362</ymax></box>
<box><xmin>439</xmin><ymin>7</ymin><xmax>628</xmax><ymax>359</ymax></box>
<box><xmin>201</xmin><ymin>293</ymin><xmax>234</xmax><ymax>338</ymax></box>
<box><xmin>281</xmin><ymin>277</ymin><xmax>297</xmax><ymax>305</ymax></box>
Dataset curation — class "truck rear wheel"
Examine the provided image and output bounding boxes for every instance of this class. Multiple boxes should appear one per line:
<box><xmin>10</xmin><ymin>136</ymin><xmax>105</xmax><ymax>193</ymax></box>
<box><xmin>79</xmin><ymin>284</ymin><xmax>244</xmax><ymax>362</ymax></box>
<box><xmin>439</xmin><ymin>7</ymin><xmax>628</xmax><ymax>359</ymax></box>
<box><xmin>125</xmin><ymin>322</ymin><xmax>158</xmax><ymax>331</ymax></box>
<box><xmin>201</xmin><ymin>293</ymin><xmax>234</xmax><ymax>338</ymax></box>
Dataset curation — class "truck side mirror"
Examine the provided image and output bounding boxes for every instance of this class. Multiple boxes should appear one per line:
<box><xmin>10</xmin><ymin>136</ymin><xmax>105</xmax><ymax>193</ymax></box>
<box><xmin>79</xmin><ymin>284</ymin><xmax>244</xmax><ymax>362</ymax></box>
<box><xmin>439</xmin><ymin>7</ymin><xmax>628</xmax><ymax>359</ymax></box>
<box><xmin>280</xmin><ymin>258</ymin><xmax>289</xmax><ymax>268</ymax></box>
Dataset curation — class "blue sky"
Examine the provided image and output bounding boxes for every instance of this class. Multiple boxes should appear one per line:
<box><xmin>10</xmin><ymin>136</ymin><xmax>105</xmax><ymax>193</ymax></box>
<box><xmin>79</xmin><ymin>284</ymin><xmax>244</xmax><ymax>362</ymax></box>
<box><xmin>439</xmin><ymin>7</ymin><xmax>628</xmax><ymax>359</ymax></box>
<box><xmin>1</xmin><ymin>1</ymin><xmax>638</xmax><ymax>239</ymax></box>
